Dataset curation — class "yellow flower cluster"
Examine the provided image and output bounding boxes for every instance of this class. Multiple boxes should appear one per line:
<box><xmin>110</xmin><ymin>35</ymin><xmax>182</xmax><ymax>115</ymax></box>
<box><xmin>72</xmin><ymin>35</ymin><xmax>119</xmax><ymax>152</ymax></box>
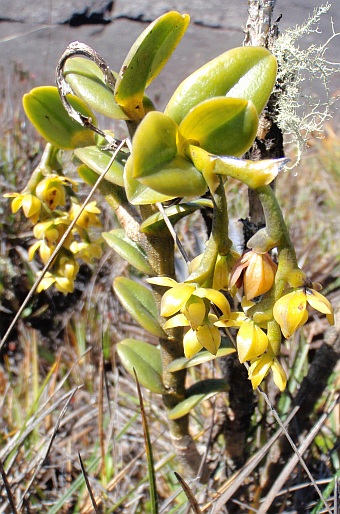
<box><xmin>150</xmin><ymin>249</ymin><xmax>334</xmax><ymax>391</ymax></box>
<box><xmin>5</xmin><ymin>173</ymin><xmax>102</xmax><ymax>294</ymax></box>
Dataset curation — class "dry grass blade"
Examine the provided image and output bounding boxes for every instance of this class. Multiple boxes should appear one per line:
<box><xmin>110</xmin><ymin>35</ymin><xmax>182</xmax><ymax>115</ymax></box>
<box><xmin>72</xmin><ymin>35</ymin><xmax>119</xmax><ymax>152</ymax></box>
<box><xmin>134</xmin><ymin>368</ymin><xmax>159</xmax><ymax>514</ymax></box>
<box><xmin>0</xmin><ymin>457</ymin><xmax>18</xmax><ymax>514</ymax></box>
<box><xmin>79</xmin><ymin>452</ymin><xmax>99</xmax><ymax>513</ymax></box>
<box><xmin>258</xmin><ymin>396</ymin><xmax>340</xmax><ymax>514</ymax></box>
<box><xmin>206</xmin><ymin>406</ymin><xmax>300</xmax><ymax>512</ymax></box>
<box><xmin>16</xmin><ymin>386</ymin><xmax>80</xmax><ymax>510</ymax></box>
<box><xmin>175</xmin><ymin>472</ymin><xmax>203</xmax><ymax>514</ymax></box>
<box><xmin>98</xmin><ymin>353</ymin><xmax>106</xmax><ymax>481</ymax></box>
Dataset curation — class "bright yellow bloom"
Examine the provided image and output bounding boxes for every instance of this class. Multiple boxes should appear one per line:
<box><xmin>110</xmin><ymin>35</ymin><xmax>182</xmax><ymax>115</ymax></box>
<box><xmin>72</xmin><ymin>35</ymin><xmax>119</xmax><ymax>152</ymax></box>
<box><xmin>29</xmin><ymin>240</ymin><xmax>54</xmax><ymax>264</ymax></box>
<box><xmin>230</xmin><ymin>250</ymin><xmax>277</xmax><ymax>300</ymax></box>
<box><xmin>37</xmin><ymin>255</ymin><xmax>79</xmax><ymax>294</ymax></box>
<box><xmin>4</xmin><ymin>192</ymin><xmax>42</xmax><ymax>223</ymax></box>
<box><xmin>148</xmin><ymin>276</ymin><xmax>231</xmax><ymax>356</ymax></box>
<box><xmin>69</xmin><ymin>240</ymin><xmax>103</xmax><ymax>263</ymax></box>
<box><xmin>69</xmin><ymin>201</ymin><xmax>101</xmax><ymax>229</ymax></box>
<box><xmin>236</xmin><ymin>319</ymin><xmax>269</xmax><ymax>363</ymax></box>
<box><xmin>248</xmin><ymin>353</ymin><xmax>287</xmax><ymax>391</ymax></box>
<box><xmin>35</xmin><ymin>175</ymin><xmax>76</xmax><ymax>210</ymax></box>
<box><xmin>273</xmin><ymin>287</ymin><xmax>334</xmax><ymax>338</ymax></box>
<box><xmin>33</xmin><ymin>217</ymin><xmax>71</xmax><ymax>245</ymax></box>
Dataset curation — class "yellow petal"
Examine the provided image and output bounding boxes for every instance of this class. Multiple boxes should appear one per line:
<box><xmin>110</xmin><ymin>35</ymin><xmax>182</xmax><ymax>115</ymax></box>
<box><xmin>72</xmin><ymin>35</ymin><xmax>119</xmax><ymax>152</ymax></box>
<box><xmin>248</xmin><ymin>353</ymin><xmax>273</xmax><ymax>389</ymax></box>
<box><xmin>147</xmin><ymin>276</ymin><xmax>178</xmax><ymax>287</ymax></box>
<box><xmin>273</xmin><ymin>290</ymin><xmax>307</xmax><ymax>338</ymax></box>
<box><xmin>216</xmin><ymin>311</ymin><xmax>246</xmax><ymax>328</ymax></box>
<box><xmin>196</xmin><ymin>322</ymin><xmax>221</xmax><ymax>355</ymax></box>
<box><xmin>21</xmin><ymin>193</ymin><xmax>41</xmax><ymax>218</ymax></box>
<box><xmin>161</xmin><ymin>283</ymin><xmax>195</xmax><ymax>317</ymax></box>
<box><xmin>271</xmin><ymin>358</ymin><xmax>287</xmax><ymax>391</ymax></box>
<box><xmin>163</xmin><ymin>313</ymin><xmax>189</xmax><ymax>329</ymax></box>
<box><xmin>183</xmin><ymin>329</ymin><xmax>203</xmax><ymax>358</ymax></box>
<box><xmin>182</xmin><ymin>295</ymin><xmax>206</xmax><ymax>330</ymax></box>
<box><xmin>195</xmin><ymin>288</ymin><xmax>231</xmax><ymax>317</ymax></box>
<box><xmin>306</xmin><ymin>289</ymin><xmax>334</xmax><ymax>325</ymax></box>
<box><xmin>237</xmin><ymin>319</ymin><xmax>268</xmax><ymax>363</ymax></box>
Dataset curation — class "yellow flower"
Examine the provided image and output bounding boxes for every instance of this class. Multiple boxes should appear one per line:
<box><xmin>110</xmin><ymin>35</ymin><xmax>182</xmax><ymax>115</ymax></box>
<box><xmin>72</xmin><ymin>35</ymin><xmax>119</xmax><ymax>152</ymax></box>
<box><xmin>148</xmin><ymin>276</ymin><xmax>231</xmax><ymax>357</ymax></box>
<box><xmin>29</xmin><ymin>240</ymin><xmax>54</xmax><ymax>264</ymax></box>
<box><xmin>147</xmin><ymin>277</ymin><xmax>230</xmax><ymax>321</ymax></box>
<box><xmin>212</xmin><ymin>251</ymin><xmax>240</xmax><ymax>291</ymax></box>
<box><xmin>230</xmin><ymin>250</ymin><xmax>277</xmax><ymax>300</ymax></box>
<box><xmin>37</xmin><ymin>255</ymin><xmax>79</xmax><ymax>294</ymax></box>
<box><xmin>273</xmin><ymin>287</ymin><xmax>334</xmax><ymax>338</ymax></box>
<box><xmin>4</xmin><ymin>192</ymin><xmax>42</xmax><ymax>223</ymax></box>
<box><xmin>69</xmin><ymin>201</ymin><xmax>101</xmax><ymax>229</ymax></box>
<box><xmin>35</xmin><ymin>175</ymin><xmax>76</xmax><ymax>210</ymax></box>
<box><xmin>33</xmin><ymin>217</ymin><xmax>71</xmax><ymax>245</ymax></box>
<box><xmin>248</xmin><ymin>353</ymin><xmax>287</xmax><ymax>391</ymax></box>
<box><xmin>236</xmin><ymin>319</ymin><xmax>269</xmax><ymax>363</ymax></box>
<box><xmin>69</xmin><ymin>240</ymin><xmax>103</xmax><ymax>263</ymax></box>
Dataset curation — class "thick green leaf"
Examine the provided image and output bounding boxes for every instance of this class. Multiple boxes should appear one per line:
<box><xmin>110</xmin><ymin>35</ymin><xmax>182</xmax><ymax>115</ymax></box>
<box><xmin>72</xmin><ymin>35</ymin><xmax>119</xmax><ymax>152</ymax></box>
<box><xmin>74</xmin><ymin>146</ymin><xmax>125</xmax><ymax>186</ymax></box>
<box><xmin>115</xmin><ymin>11</ymin><xmax>190</xmax><ymax>120</ymax></box>
<box><xmin>124</xmin><ymin>155</ymin><xmax>175</xmax><ymax>205</ymax></box>
<box><xmin>166</xmin><ymin>338</ymin><xmax>236</xmax><ymax>372</ymax></box>
<box><xmin>117</xmin><ymin>339</ymin><xmax>163</xmax><ymax>394</ymax></box>
<box><xmin>180</xmin><ymin>97</ymin><xmax>258</xmax><ymax>157</ymax></box>
<box><xmin>114</xmin><ymin>277</ymin><xmax>165</xmax><ymax>337</ymax></box>
<box><xmin>23</xmin><ymin>86</ymin><xmax>96</xmax><ymax>149</ymax></box>
<box><xmin>140</xmin><ymin>199</ymin><xmax>213</xmax><ymax>235</ymax></box>
<box><xmin>137</xmin><ymin>155</ymin><xmax>207</xmax><ymax>198</ymax></box>
<box><xmin>103</xmin><ymin>229</ymin><xmax>154</xmax><ymax>274</ymax></box>
<box><xmin>188</xmin><ymin>145</ymin><xmax>286</xmax><ymax>189</ymax></box>
<box><xmin>64</xmin><ymin>57</ymin><xmax>129</xmax><ymax>120</ymax></box>
<box><xmin>168</xmin><ymin>379</ymin><xmax>228</xmax><ymax>419</ymax></box>
<box><xmin>165</xmin><ymin>46</ymin><xmax>277</xmax><ymax>124</ymax></box>
<box><xmin>132</xmin><ymin>111</ymin><xmax>179</xmax><ymax>178</ymax></box>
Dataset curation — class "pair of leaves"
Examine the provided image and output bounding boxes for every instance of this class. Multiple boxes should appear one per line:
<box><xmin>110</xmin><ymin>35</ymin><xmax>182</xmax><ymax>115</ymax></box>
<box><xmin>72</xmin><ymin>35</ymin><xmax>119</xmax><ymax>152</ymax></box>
<box><xmin>64</xmin><ymin>12</ymin><xmax>190</xmax><ymax>122</ymax></box>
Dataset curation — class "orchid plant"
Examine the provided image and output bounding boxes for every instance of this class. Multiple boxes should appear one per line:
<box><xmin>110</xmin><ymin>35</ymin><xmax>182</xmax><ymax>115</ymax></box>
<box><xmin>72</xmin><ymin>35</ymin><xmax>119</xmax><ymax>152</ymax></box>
<box><xmin>5</xmin><ymin>11</ymin><xmax>334</xmax><ymax>474</ymax></box>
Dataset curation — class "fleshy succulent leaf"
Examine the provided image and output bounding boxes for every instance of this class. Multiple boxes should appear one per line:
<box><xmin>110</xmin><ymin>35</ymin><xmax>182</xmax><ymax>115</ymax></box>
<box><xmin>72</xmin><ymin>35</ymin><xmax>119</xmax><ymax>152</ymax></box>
<box><xmin>74</xmin><ymin>146</ymin><xmax>125</xmax><ymax>186</ymax></box>
<box><xmin>117</xmin><ymin>339</ymin><xmax>163</xmax><ymax>394</ymax></box>
<box><xmin>103</xmin><ymin>229</ymin><xmax>154</xmax><ymax>274</ymax></box>
<box><xmin>115</xmin><ymin>11</ymin><xmax>190</xmax><ymax>120</ymax></box>
<box><xmin>23</xmin><ymin>86</ymin><xmax>96</xmax><ymax>149</ymax></box>
<box><xmin>165</xmin><ymin>46</ymin><xmax>277</xmax><ymax>124</ymax></box>
<box><xmin>64</xmin><ymin>57</ymin><xmax>129</xmax><ymax>119</ymax></box>
<box><xmin>180</xmin><ymin>97</ymin><xmax>258</xmax><ymax>157</ymax></box>
<box><xmin>114</xmin><ymin>277</ymin><xmax>165</xmax><ymax>337</ymax></box>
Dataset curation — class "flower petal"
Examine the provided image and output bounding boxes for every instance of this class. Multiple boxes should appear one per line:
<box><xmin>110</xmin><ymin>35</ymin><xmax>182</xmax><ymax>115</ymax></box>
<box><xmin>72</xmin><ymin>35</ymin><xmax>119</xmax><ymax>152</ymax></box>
<box><xmin>161</xmin><ymin>283</ymin><xmax>195</xmax><ymax>317</ymax></box>
<box><xmin>195</xmin><ymin>288</ymin><xmax>231</xmax><ymax>317</ymax></box>
<box><xmin>163</xmin><ymin>313</ymin><xmax>189</xmax><ymax>329</ymax></box>
<box><xmin>273</xmin><ymin>290</ymin><xmax>307</xmax><ymax>338</ymax></box>
<box><xmin>147</xmin><ymin>276</ymin><xmax>178</xmax><ymax>287</ymax></box>
<box><xmin>182</xmin><ymin>295</ymin><xmax>206</xmax><ymax>330</ymax></box>
<box><xmin>196</xmin><ymin>323</ymin><xmax>221</xmax><ymax>355</ymax></box>
<box><xmin>306</xmin><ymin>289</ymin><xmax>334</xmax><ymax>325</ymax></box>
<box><xmin>271</xmin><ymin>358</ymin><xmax>287</xmax><ymax>391</ymax></box>
<box><xmin>183</xmin><ymin>329</ymin><xmax>203</xmax><ymax>358</ymax></box>
<box><xmin>248</xmin><ymin>353</ymin><xmax>273</xmax><ymax>389</ymax></box>
<box><xmin>237</xmin><ymin>319</ymin><xmax>268</xmax><ymax>363</ymax></box>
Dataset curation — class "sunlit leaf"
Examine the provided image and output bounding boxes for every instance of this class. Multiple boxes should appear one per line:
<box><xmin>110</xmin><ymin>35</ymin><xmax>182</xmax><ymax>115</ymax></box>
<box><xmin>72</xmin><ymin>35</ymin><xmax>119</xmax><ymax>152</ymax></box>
<box><xmin>165</xmin><ymin>46</ymin><xmax>277</xmax><ymax>123</ymax></box>
<box><xmin>64</xmin><ymin>57</ymin><xmax>129</xmax><ymax>119</ymax></box>
<box><xmin>74</xmin><ymin>146</ymin><xmax>125</xmax><ymax>186</ymax></box>
<box><xmin>166</xmin><ymin>338</ymin><xmax>236</xmax><ymax>371</ymax></box>
<box><xmin>115</xmin><ymin>11</ymin><xmax>190</xmax><ymax>120</ymax></box>
<box><xmin>117</xmin><ymin>339</ymin><xmax>163</xmax><ymax>394</ymax></box>
<box><xmin>140</xmin><ymin>199</ymin><xmax>213</xmax><ymax>235</ymax></box>
<box><xmin>23</xmin><ymin>86</ymin><xmax>96</xmax><ymax>149</ymax></box>
<box><xmin>180</xmin><ymin>97</ymin><xmax>258</xmax><ymax>157</ymax></box>
<box><xmin>114</xmin><ymin>277</ymin><xmax>165</xmax><ymax>337</ymax></box>
<box><xmin>103</xmin><ymin>229</ymin><xmax>154</xmax><ymax>274</ymax></box>
<box><xmin>168</xmin><ymin>379</ymin><xmax>228</xmax><ymax>419</ymax></box>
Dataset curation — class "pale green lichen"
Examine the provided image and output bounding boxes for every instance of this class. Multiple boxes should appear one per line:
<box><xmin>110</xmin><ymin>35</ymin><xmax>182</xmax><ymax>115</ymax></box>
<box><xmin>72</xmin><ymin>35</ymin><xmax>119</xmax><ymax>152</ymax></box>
<box><xmin>272</xmin><ymin>3</ymin><xmax>339</xmax><ymax>165</ymax></box>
